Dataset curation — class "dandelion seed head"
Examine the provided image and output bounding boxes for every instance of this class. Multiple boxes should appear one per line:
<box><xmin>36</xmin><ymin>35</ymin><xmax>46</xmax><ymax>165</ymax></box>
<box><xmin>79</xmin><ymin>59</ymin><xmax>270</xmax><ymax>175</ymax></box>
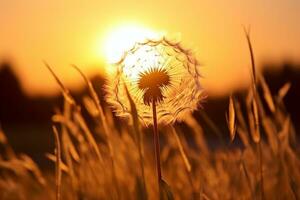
<box><xmin>106</xmin><ymin>37</ymin><xmax>204</xmax><ymax>125</ymax></box>
<box><xmin>138</xmin><ymin>68</ymin><xmax>170</xmax><ymax>105</ymax></box>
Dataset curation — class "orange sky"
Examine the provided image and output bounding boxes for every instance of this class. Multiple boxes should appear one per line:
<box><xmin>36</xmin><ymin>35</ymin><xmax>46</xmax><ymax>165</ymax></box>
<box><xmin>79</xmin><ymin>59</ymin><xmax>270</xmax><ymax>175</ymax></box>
<box><xmin>0</xmin><ymin>0</ymin><xmax>300</xmax><ymax>97</ymax></box>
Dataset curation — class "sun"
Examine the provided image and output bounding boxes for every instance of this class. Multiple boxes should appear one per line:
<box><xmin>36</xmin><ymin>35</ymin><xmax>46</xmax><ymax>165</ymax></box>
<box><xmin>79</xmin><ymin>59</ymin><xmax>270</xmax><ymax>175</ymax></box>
<box><xmin>102</xmin><ymin>24</ymin><xmax>160</xmax><ymax>63</ymax></box>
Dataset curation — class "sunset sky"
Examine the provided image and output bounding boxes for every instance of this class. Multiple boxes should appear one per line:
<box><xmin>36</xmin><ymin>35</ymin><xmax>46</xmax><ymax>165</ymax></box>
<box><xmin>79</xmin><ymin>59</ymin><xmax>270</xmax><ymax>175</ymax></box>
<box><xmin>0</xmin><ymin>0</ymin><xmax>299</xmax><ymax>97</ymax></box>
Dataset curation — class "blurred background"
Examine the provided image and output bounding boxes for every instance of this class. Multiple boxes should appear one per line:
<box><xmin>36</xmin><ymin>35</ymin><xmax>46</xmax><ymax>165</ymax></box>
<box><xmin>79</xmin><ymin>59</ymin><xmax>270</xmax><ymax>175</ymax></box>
<box><xmin>0</xmin><ymin>0</ymin><xmax>300</xmax><ymax>167</ymax></box>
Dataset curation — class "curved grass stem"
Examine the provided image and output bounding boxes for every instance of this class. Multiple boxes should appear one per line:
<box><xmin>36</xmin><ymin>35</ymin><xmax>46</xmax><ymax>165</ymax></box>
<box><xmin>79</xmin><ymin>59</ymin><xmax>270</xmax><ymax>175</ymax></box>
<box><xmin>258</xmin><ymin>142</ymin><xmax>265</xmax><ymax>200</ymax></box>
<box><xmin>52</xmin><ymin>126</ymin><xmax>61</xmax><ymax>200</ymax></box>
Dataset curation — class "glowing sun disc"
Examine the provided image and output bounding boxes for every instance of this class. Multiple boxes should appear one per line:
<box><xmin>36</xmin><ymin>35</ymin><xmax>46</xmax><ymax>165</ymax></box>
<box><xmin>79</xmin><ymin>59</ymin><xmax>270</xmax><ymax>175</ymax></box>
<box><xmin>103</xmin><ymin>25</ymin><xmax>159</xmax><ymax>63</ymax></box>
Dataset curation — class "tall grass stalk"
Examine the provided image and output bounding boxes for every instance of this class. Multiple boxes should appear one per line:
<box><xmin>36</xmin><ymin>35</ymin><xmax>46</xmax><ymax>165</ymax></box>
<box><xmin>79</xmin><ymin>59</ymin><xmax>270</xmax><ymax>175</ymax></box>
<box><xmin>72</xmin><ymin>65</ymin><xmax>121</xmax><ymax>198</ymax></box>
<box><xmin>124</xmin><ymin>81</ymin><xmax>147</xmax><ymax>199</ymax></box>
<box><xmin>171</xmin><ymin>126</ymin><xmax>199</xmax><ymax>199</ymax></box>
<box><xmin>52</xmin><ymin>126</ymin><xmax>62</xmax><ymax>200</ymax></box>
<box><xmin>241</xmin><ymin>154</ymin><xmax>255</xmax><ymax>199</ymax></box>
<box><xmin>244</xmin><ymin>26</ymin><xmax>265</xmax><ymax>200</ymax></box>
<box><xmin>61</xmin><ymin>101</ymin><xmax>78</xmax><ymax>197</ymax></box>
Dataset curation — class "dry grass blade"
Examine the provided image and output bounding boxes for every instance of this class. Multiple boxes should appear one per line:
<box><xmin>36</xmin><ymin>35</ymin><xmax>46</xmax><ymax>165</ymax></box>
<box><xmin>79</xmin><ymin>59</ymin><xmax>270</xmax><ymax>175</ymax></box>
<box><xmin>52</xmin><ymin>114</ymin><xmax>84</xmax><ymax>145</ymax></box>
<box><xmin>237</xmin><ymin>126</ymin><xmax>250</xmax><ymax>147</ymax></box>
<box><xmin>278</xmin><ymin>82</ymin><xmax>291</xmax><ymax>100</ymax></box>
<box><xmin>241</xmin><ymin>154</ymin><xmax>255</xmax><ymax>199</ymax></box>
<box><xmin>246</xmin><ymin>94</ymin><xmax>260</xmax><ymax>143</ymax></box>
<box><xmin>124</xmin><ymin>79</ymin><xmax>147</xmax><ymax>199</ymax></box>
<box><xmin>278</xmin><ymin>116</ymin><xmax>291</xmax><ymax>149</ymax></box>
<box><xmin>83</xmin><ymin>96</ymin><xmax>99</xmax><ymax>117</ymax></box>
<box><xmin>45</xmin><ymin>153</ymin><xmax>69</xmax><ymax>173</ymax></box>
<box><xmin>244</xmin><ymin>27</ymin><xmax>264</xmax><ymax>199</ymax></box>
<box><xmin>72</xmin><ymin>65</ymin><xmax>112</xmax><ymax>159</ymax></box>
<box><xmin>123</xmin><ymin>78</ymin><xmax>140</xmax><ymax>133</ymax></box>
<box><xmin>234</xmin><ymin>99</ymin><xmax>251</xmax><ymax>147</ymax></box>
<box><xmin>0</xmin><ymin>125</ymin><xmax>16</xmax><ymax>159</ymax></box>
<box><xmin>199</xmin><ymin>110</ymin><xmax>225</xmax><ymax>145</ymax></box>
<box><xmin>227</xmin><ymin>95</ymin><xmax>236</xmax><ymax>142</ymax></box>
<box><xmin>60</xmin><ymin>101</ymin><xmax>79</xmax><ymax>195</ymax></box>
<box><xmin>259</xmin><ymin>74</ymin><xmax>275</xmax><ymax>113</ymax></box>
<box><xmin>201</xmin><ymin>193</ymin><xmax>212</xmax><ymax>200</ymax></box>
<box><xmin>171</xmin><ymin>126</ymin><xmax>191</xmax><ymax>172</ymax></box>
<box><xmin>243</xmin><ymin>27</ymin><xmax>260</xmax><ymax>144</ymax></box>
<box><xmin>20</xmin><ymin>155</ymin><xmax>46</xmax><ymax>186</ymax></box>
<box><xmin>0</xmin><ymin>125</ymin><xmax>7</xmax><ymax>144</ymax></box>
<box><xmin>123</xmin><ymin>81</ymin><xmax>138</xmax><ymax>125</ymax></box>
<box><xmin>160</xmin><ymin>179</ymin><xmax>174</xmax><ymax>200</ymax></box>
<box><xmin>170</xmin><ymin>126</ymin><xmax>199</xmax><ymax>198</ymax></box>
<box><xmin>185</xmin><ymin>114</ymin><xmax>209</xmax><ymax>156</ymax></box>
<box><xmin>63</xmin><ymin>129</ymin><xmax>80</xmax><ymax>162</ymax></box>
<box><xmin>61</xmin><ymin>131</ymin><xmax>78</xmax><ymax>195</ymax></box>
<box><xmin>257</xmin><ymin>142</ymin><xmax>265</xmax><ymax>200</ymax></box>
<box><xmin>44</xmin><ymin>62</ymin><xmax>75</xmax><ymax>105</ymax></box>
<box><xmin>252</xmin><ymin>100</ymin><xmax>260</xmax><ymax>143</ymax></box>
<box><xmin>234</xmin><ymin>99</ymin><xmax>248</xmax><ymax>131</ymax></box>
<box><xmin>52</xmin><ymin>126</ymin><xmax>62</xmax><ymax>200</ymax></box>
<box><xmin>243</xmin><ymin>26</ymin><xmax>256</xmax><ymax>83</ymax></box>
<box><xmin>72</xmin><ymin>65</ymin><xmax>120</xmax><ymax>198</ymax></box>
<box><xmin>73</xmin><ymin>111</ymin><xmax>104</xmax><ymax>164</ymax></box>
<box><xmin>261</xmin><ymin>117</ymin><xmax>278</xmax><ymax>155</ymax></box>
<box><xmin>71</xmin><ymin>65</ymin><xmax>102</xmax><ymax>114</ymax></box>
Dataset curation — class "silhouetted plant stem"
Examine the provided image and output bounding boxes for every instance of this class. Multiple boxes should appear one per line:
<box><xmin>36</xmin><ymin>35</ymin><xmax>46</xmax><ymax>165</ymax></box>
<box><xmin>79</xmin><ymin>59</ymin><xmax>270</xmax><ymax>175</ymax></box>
<box><xmin>243</xmin><ymin>27</ymin><xmax>265</xmax><ymax>200</ymax></box>
<box><xmin>258</xmin><ymin>142</ymin><xmax>265</xmax><ymax>200</ymax></box>
<box><xmin>152</xmin><ymin>99</ymin><xmax>162</xmax><ymax>197</ymax></box>
<box><xmin>138</xmin><ymin>132</ymin><xmax>147</xmax><ymax>200</ymax></box>
<box><xmin>135</xmin><ymin>125</ymin><xmax>147</xmax><ymax>199</ymax></box>
<box><xmin>71</xmin><ymin>65</ymin><xmax>120</xmax><ymax>198</ymax></box>
<box><xmin>52</xmin><ymin>126</ymin><xmax>61</xmax><ymax>200</ymax></box>
<box><xmin>171</xmin><ymin>126</ymin><xmax>198</xmax><ymax>199</ymax></box>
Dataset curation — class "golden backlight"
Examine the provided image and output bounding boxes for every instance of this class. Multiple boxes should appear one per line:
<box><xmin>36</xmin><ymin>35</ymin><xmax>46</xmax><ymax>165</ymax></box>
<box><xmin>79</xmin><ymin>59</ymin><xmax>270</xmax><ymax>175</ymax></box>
<box><xmin>102</xmin><ymin>25</ymin><xmax>160</xmax><ymax>64</ymax></box>
<box><xmin>1</xmin><ymin>1</ymin><xmax>300</xmax><ymax>97</ymax></box>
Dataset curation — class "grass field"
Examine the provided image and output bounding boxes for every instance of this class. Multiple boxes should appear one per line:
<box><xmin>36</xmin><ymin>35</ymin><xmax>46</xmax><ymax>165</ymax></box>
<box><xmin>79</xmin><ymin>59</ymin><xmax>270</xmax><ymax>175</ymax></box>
<box><xmin>0</xmin><ymin>34</ymin><xmax>299</xmax><ymax>200</ymax></box>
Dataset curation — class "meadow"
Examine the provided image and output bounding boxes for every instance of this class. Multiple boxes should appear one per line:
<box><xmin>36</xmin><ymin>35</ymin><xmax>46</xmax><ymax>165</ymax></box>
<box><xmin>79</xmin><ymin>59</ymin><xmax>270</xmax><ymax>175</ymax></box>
<box><xmin>0</xmin><ymin>33</ymin><xmax>299</xmax><ymax>200</ymax></box>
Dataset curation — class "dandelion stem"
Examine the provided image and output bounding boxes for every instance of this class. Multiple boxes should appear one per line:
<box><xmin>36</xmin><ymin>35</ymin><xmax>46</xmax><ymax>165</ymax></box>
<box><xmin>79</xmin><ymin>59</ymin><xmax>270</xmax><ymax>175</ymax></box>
<box><xmin>152</xmin><ymin>99</ymin><xmax>162</xmax><ymax>197</ymax></box>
